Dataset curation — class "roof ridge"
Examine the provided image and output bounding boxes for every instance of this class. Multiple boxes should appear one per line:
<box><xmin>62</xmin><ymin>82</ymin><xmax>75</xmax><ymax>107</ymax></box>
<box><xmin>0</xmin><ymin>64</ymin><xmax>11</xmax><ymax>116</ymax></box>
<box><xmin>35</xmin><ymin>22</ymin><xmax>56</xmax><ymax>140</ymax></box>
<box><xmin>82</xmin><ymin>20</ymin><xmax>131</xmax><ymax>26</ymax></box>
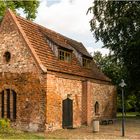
<box><xmin>17</xmin><ymin>15</ymin><xmax>54</xmax><ymax>33</ymax></box>
<box><xmin>16</xmin><ymin>15</ymin><xmax>92</xmax><ymax>57</ymax></box>
<box><xmin>17</xmin><ymin>15</ymin><xmax>81</xmax><ymax>43</ymax></box>
<box><xmin>6</xmin><ymin>9</ymin><xmax>47</xmax><ymax>73</ymax></box>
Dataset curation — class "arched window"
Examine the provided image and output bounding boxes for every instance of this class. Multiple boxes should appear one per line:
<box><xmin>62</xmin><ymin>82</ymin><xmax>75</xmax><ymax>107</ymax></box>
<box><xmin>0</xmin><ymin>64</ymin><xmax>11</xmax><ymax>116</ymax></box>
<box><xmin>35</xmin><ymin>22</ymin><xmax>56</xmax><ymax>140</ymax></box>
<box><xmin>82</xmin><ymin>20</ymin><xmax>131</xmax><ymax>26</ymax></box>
<box><xmin>3</xmin><ymin>51</ymin><xmax>11</xmax><ymax>63</ymax></box>
<box><xmin>95</xmin><ymin>101</ymin><xmax>99</xmax><ymax>115</ymax></box>
<box><xmin>0</xmin><ymin>89</ymin><xmax>17</xmax><ymax>120</ymax></box>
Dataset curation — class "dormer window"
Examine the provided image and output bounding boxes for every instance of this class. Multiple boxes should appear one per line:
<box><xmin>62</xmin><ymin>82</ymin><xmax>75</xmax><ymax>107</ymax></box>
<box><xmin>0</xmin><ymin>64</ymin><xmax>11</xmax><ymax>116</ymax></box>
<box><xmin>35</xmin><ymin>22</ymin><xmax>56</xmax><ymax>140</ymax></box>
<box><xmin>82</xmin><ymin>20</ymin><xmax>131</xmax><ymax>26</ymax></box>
<box><xmin>83</xmin><ymin>57</ymin><xmax>92</xmax><ymax>68</ymax></box>
<box><xmin>58</xmin><ymin>49</ymin><xmax>72</xmax><ymax>63</ymax></box>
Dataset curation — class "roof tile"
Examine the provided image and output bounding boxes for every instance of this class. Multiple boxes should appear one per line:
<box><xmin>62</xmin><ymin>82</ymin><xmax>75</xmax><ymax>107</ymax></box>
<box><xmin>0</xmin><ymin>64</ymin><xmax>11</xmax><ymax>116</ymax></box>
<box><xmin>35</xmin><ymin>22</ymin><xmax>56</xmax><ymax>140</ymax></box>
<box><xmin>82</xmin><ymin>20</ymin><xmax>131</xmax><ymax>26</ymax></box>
<box><xmin>7</xmin><ymin>11</ymin><xmax>110</xmax><ymax>82</ymax></box>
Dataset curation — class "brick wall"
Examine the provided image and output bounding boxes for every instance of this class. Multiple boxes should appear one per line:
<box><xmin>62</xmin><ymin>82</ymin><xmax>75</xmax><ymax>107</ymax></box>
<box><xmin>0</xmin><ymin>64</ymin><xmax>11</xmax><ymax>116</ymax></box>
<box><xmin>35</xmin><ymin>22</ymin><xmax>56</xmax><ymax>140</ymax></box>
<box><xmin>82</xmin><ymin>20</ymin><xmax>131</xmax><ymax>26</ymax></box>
<box><xmin>86</xmin><ymin>81</ymin><xmax>117</xmax><ymax>125</ymax></box>
<box><xmin>0</xmin><ymin>12</ymin><xmax>37</xmax><ymax>73</ymax></box>
<box><xmin>46</xmin><ymin>73</ymin><xmax>117</xmax><ymax>131</ymax></box>
<box><xmin>0</xmin><ymin>73</ymin><xmax>46</xmax><ymax>131</ymax></box>
<box><xmin>46</xmin><ymin>73</ymin><xmax>82</xmax><ymax>131</ymax></box>
<box><xmin>81</xmin><ymin>81</ymin><xmax>87</xmax><ymax>125</ymax></box>
<box><xmin>0</xmin><ymin>11</ymin><xmax>47</xmax><ymax>131</ymax></box>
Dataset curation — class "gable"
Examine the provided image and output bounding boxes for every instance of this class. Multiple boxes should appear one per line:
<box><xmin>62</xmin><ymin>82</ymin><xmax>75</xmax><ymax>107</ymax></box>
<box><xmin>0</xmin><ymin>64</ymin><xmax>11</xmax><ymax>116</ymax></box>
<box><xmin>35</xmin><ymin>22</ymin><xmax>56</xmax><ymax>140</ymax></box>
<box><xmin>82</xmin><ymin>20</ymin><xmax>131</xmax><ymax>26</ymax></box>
<box><xmin>0</xmin><ymin>10</ymin><xmax>38</xmax><ymax>73</ymax></box>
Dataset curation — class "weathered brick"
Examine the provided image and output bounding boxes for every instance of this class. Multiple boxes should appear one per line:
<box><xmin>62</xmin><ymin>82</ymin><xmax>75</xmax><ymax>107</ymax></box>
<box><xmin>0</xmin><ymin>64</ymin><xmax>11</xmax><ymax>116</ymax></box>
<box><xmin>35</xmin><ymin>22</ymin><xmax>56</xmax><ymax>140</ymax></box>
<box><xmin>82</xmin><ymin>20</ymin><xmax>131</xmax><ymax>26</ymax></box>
<box><xmin>0</xmin><ymin>9</ymin><xmax>117</xmax><ymax>132</ymax></box>
<box><xmin>0</xmin><ymin>12</ymin><xmax>46</xmax><ymax>132</ymax></box>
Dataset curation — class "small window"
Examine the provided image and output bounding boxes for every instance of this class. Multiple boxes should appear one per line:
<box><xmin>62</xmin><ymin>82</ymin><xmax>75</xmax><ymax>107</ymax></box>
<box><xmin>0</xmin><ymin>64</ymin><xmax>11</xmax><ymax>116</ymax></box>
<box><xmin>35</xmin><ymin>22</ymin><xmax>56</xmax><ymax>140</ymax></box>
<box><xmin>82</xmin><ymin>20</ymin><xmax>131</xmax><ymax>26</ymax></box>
<box><xmin>4</xmin><ymin>51</ymin><xmax>11</xmax><ymax>63</ymax></box>
<box><xmin>95</xmin><ymin>101</ymin><xmax>99</xmax><ymax>115</ymax></box>
<box><xmin>58</xmin><ymin>49</ymin><xmax>71</xmax><ymax>63</ymax></box>
<box><xmin>83</xmin><ymin>57</ymin><xmax>92</xmax><ymax>68</ymax></box>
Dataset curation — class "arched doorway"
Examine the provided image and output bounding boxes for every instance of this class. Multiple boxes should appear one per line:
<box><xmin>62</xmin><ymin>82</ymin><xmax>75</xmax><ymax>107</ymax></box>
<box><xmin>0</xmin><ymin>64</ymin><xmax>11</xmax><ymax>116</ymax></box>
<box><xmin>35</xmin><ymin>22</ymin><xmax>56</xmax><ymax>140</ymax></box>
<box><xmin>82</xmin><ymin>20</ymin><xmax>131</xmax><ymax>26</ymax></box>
<box><xmin>62</xmin><ymin>98</ymin><xmax>73</xmax><ymax>128</ymax></box>
<box><xmin>95</xmin><ymin>101</ymin><xmax>99</xmax><ymax>115</ymax></box>
<box><xmin>0</xmin><ymin>89</ymin><xmax>17</xmax><ymax>120</ymax></box>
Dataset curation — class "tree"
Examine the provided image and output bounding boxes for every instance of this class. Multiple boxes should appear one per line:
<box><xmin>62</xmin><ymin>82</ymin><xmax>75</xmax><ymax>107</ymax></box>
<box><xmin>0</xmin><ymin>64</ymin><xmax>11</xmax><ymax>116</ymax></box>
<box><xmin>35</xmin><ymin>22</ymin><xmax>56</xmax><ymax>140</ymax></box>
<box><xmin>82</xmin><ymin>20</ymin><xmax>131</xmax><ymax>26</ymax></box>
<box><xmin>0</xmin><ymin>0</ymin><xmax>39</xmax><ymax>20</ymax></box>
<box><xmin>88</xmin><ymin>1</ymin><xmax>140</xmax><ymax>92</ymax></box>
<box><xmin>93</xmin><ymin>51</ymin><xmax>126</xmax><ymax>86</ymax></box>
<box><xmin>93</xmin><ymin>51</ymin><xmax>137</xmax><ymax>112</ymax></box>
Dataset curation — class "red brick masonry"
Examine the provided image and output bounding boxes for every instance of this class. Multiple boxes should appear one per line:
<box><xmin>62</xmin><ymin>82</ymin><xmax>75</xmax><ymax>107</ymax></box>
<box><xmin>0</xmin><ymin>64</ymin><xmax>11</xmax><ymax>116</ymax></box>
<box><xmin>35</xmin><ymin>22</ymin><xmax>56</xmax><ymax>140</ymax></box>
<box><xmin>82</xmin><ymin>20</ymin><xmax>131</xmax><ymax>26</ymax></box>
<box><xmin>0</xmin><ymin>9</ymin><xmax>116</xmax><ymax>132</ymax></box>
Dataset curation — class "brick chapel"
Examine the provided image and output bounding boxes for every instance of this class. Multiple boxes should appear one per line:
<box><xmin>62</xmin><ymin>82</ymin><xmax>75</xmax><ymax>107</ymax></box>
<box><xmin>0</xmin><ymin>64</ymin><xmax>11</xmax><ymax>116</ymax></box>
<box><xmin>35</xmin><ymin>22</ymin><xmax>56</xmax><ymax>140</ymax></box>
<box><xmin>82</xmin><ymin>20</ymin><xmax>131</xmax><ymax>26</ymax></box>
<box><xmin>0</xmin><ymin>9</ymin><xmax>116</xmax><ymax>132</ymax></box>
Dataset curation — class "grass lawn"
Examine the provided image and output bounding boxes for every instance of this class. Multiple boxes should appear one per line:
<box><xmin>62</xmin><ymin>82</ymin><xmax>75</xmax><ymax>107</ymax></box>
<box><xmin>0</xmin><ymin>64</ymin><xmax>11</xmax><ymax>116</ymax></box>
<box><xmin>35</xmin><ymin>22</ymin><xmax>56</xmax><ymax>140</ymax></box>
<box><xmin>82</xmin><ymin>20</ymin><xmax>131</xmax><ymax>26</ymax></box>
<box><xmin>117</xmin><ymin>112</ymin><xmax>140</xmax><ymax>117</ymax></box>
<box><xmin>0</xmin><ymin>129</ymin><xmax>45</xmax><ymax>139</ymax></box>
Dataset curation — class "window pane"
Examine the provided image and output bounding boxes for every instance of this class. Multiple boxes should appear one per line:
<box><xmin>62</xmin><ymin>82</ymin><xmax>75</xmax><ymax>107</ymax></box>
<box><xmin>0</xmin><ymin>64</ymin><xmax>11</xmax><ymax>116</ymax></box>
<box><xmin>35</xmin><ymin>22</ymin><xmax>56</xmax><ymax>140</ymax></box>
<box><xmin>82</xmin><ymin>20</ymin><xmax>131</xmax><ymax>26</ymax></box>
<box><xmin>65</xmin><ymin>53</ymin><xmax>71</xmax><ymax>62</ymax></box>
<box><xmin>60</xmin><ymin>55</ymin><xmax>64</xmax><ymax>60</ymax></box>
<box><xmin>59</xmin><ymin>49</ymin><xmax>71</xmax><ymax>63</ymax></box>
<box><xmin>83</xmin><ymin>58</ymin><xmax>91</xmax><ymax>68</ymax></box>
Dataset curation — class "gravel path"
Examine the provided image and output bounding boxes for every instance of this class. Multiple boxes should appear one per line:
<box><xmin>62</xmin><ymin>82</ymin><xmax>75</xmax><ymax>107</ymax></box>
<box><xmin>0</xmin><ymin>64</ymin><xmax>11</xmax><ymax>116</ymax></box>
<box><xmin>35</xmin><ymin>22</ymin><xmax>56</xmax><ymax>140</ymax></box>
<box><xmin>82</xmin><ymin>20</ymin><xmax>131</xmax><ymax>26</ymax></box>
<box><xmin>45</xmin><ymin>117</ymin><xmax>140</xmax><ymax>139</ymax></box>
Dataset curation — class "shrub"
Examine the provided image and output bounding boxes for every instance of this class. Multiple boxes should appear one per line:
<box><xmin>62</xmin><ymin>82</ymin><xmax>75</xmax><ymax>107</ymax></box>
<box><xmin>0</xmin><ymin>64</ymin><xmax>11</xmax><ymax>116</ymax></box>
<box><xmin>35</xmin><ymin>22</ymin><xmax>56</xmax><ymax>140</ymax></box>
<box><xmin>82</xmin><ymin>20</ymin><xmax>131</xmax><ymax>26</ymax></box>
<box><xmin>0</xmin><ymin>118</ymin><xmax>10</xmax><ymax>128</ymax></box>
<box><xmin>0</xmin><ymin>118</ymin><xmax>12</xmax><ymax>133</ymax></box>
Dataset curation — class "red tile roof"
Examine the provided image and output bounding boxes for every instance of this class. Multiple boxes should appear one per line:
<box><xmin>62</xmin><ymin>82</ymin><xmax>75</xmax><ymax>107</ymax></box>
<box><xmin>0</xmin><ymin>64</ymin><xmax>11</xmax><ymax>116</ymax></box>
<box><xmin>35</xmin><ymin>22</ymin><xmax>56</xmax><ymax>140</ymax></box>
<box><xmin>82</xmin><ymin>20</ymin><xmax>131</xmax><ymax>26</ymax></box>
<box><xmin>4</xmin><ymin>9</ymin><xmax>111</xmax><ymax>82</ymax></box>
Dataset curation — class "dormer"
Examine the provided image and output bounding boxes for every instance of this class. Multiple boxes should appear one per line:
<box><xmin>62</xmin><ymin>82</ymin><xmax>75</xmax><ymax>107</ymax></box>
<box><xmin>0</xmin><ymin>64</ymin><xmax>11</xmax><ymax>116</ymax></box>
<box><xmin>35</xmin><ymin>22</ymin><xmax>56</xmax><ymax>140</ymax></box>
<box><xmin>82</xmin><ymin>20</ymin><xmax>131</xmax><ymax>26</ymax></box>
<box><xmin>82</xmin><ymin>56</ymin><xmax>92</xmax><ymax>69</ymax></box>
<box><xmin>58</xmin><ymin>47</ymin><xmax>72</xmax><ymax>63</ymax></box>
<box><xmin>40</xmin><ymin>27</ymin><xmax>94</xmax><ymax>69</ymax></box>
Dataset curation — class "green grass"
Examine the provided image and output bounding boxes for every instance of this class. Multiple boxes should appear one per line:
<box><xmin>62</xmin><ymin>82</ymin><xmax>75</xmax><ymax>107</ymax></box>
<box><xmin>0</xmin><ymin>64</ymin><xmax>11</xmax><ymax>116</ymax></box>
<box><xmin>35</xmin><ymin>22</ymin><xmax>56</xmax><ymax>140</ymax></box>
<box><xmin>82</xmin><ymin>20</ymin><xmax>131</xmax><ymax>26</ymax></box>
<box><xmin>0</xmin><ymin>128</ymin><xmax>45</xmax><ymax>139</ymax></box>
<box><xmin>117</xmin><ymin>112</ymin><xmax>140</xmax><ymax>118</ymax></box>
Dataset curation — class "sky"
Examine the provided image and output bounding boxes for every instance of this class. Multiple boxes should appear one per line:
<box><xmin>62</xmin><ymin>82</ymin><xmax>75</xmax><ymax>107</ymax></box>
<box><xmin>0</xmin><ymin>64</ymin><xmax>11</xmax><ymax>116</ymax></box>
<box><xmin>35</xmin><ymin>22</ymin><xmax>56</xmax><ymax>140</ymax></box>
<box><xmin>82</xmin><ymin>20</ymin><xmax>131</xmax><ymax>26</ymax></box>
<box><xmin>35</xmin><ymin>0</ymin><xmax>109</xmax><ymax>55</ymax></box>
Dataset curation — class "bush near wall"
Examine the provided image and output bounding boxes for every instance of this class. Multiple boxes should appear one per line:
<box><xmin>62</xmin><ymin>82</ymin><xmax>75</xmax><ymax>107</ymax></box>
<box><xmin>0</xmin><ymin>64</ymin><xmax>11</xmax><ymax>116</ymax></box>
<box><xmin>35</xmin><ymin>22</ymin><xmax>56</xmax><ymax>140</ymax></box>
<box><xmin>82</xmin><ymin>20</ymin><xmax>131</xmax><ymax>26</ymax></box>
<box><xmin>0</xmin><ymin>118</ymin><xmax>12</xmax><ymax>133</ymax></box>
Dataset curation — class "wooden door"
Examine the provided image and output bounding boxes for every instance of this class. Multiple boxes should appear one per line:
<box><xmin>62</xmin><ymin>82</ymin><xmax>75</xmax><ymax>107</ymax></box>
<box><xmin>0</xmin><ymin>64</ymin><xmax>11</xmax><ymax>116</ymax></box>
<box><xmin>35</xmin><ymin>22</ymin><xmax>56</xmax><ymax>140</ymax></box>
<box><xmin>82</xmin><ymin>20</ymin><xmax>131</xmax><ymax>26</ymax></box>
<box><xmin>62</xmin><ymin>98</ymin><xmax>73</xmax><ymax>128</ymax></box>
